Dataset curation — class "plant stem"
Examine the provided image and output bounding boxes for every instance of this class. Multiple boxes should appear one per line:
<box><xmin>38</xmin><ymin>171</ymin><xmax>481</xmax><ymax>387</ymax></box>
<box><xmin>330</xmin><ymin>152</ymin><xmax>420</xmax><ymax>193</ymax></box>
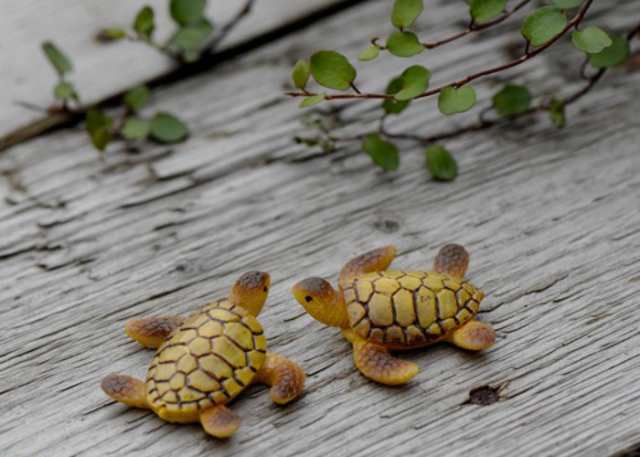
<box><xmin>287</xmin><ymin>0</ymin><xmax>594</xmax><ymax>102</ymax></box>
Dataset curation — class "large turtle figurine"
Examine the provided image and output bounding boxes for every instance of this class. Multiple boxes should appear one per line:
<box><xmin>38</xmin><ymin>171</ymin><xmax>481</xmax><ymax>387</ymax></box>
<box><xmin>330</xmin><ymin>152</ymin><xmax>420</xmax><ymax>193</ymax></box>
<box><xmin>292</xmin><ymin>245</ymin><xmax>495</xmax><ymax>386</ymax></box>
<box><xmin>102</xmin><ymin>272</ymin><xmax>305</xmax><ymax>438</ymax></box>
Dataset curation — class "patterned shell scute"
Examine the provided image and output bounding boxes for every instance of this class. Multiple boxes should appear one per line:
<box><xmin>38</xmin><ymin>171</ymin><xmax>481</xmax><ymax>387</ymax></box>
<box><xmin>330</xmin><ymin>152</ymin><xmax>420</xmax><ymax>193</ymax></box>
<box><xmin>344</xmin><ymin>270</ymin><xmax>484</xmax><ymax>346</ymax></box>
<box><xmin>146</xmin><ymin>299</ymin><xmax>266</xmax><ymax>418</ymax></box>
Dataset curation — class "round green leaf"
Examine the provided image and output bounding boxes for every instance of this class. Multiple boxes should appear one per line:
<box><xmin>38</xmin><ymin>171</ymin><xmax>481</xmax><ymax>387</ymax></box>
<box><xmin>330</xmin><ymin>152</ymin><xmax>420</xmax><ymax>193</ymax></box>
<box><xmin>382</xmin><ymin>77</ymin><xmax>411</xmax><ymax>114</ymax></box>
<box><xmin>54</xmin><ymin>81</ymin><xmax>78</xmax><ymax>101</ymax></box>
<box><xmin>41</xmin><ymin>41</ymin><xmax>72</xmax><ymax>76</ymax></box>
<box><xmin>548</xmin><ymin>98</ymin><xmax>566</xmax><ymax>129</ymax></box>
<box><xmin>149</xmin><ymin>112</ymin><xmax>189</xmax><ymax>143</ymax></box>
<box><xmin>425</xmin><ymin>145</ymin><xmax>457</xmax><ymax>181</ymax></box>
<box><xmin>438</xmin><ymin>86</ymin><xmax>477</xmax><ymax>115</ymax></box>
<box><xmin>121</xmin><ymin>117</ymin><xmax>151</xmax><ymax>140</ymax></box>
<box><xmin>170</xmin><ymin>0</ymin><xmax>207</xmax><ymax>26</ymax></box>
<box><xmin>85</xmin><ymin>110</ymin><xmax>113</xmax><ymax>151</ymax></box>
<box><xmin>133</xmin><ymin>6</ymin><xmax>155</xmax><ymax>40</ymax></box>
<box><xmin>363</xmin><ymin>134</ymin><xmax>400</xmax><ymax>171</ymax></box>
<box><xmin>168</xmin><ymin>20</ymin><xmax>213</xmax><ymax>61</ymax></box>
<box><xmin>310</xmin><ymin>51</ymin><xmax>357</xmax><ymax>91</ymax></box>
<box><xmin>469</xmin><ymin>0</ymin><xmax>507</xmax><ymax>24</ymax></box>
<box><xmin>394</xmin><ymin>65</ymin><xmax>430</xmax><ymax>101</ymax></box>
<box><xmin>572</xmin><ymin>26</ymin><xmax>612</xmax><ymax>54</ymax></box>
<box><xmin>292</xmin><ymin>60</ymin><xmax>310</xmax><ymax>89</ymax></box>
<box><xmin>124</xmin><ymin>85</ymin><xmax>150</xmax><ymax>112</ymax></box>
<box><xmin>299</xmin><ymin>94</ymin><xmax>326</xmax><ymax>108</ymax></box>
<box><xmin>521</xmin><ymin>7</ymin><xmax>567</xmax><ymax>47</ymax></box>
<box><xmin>386</xmin><ymin>31</ymin><xmax>423</xmax><ymax>57</ymax></box>
<box><xmin>391</xmin><ymin>0</ymin><xmax>424</xmax><ymax>29</ymax></box>
<box><xmin>589</xmin><ymin>34</ymin><xmax>630</xmax><ymax>68</ymax></box>
<box><xmin>552</xmin><ymin>0</ymin><xmax>582</xmax><ymax>8</ymax></box>
<box><xmin>358</xmin><ymin>45</ymin><xmax>380</xmax><ymax>61</ymax></box>
<box><xmin>97</xmin><ymin>27</ymin><xmax>127</xmax><ymax>42</ymax></box>
<box><xmin>492</xmin><ymin>84</ymin><xmax>531</xmax><ymax>117</ymax></box>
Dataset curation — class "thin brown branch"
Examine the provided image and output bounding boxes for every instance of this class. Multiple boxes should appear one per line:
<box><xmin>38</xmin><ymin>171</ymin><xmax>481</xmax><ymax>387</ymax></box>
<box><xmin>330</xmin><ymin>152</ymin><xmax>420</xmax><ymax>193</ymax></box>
<box><xmin>287</xmin><ymin>0</ymin><xmax>595</xmax><ymax>102</ymax></box>
<box><xmin>206</xmin><ymin>0</ymin><xmax>256</xmax><ymax>53</ymax></box>
<box><xmin>422</xmin><ymin>0</ymin><xmax>531</xmax><ymax>49</ymax></box>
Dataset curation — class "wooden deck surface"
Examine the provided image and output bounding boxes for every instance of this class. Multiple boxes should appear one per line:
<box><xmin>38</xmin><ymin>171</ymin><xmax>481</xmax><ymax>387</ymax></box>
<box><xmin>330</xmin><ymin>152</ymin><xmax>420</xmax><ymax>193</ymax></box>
<box><xmin>1</xmin><ymin>1</ymin><xmax>640</xmax><ymax>456</ymax></box>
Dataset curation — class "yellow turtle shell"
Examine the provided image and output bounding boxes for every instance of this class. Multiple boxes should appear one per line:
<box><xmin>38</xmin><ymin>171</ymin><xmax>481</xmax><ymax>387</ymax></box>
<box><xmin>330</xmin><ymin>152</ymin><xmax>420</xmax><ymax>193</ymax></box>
<box><xmin>342</xmin><ymin>270</ymin><xmax>484</xmax><ymax>347</ymax></box>
<box><xmin>145</xmin><ymin>300</ymin><xmax>266</xmax><ymax>423</ymax></box>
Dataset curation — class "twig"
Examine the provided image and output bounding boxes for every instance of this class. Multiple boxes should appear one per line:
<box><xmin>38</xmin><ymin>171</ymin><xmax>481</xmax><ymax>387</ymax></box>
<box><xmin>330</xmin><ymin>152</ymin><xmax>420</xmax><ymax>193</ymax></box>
<box><xmin>287</xmin><ymin>0</ymin><xmax>595</xmax><ymax>102</ymax></box>
<box><xmin>422</xmin><ymin>0</ymin><xmax>531</xmax><ymax>49</ymax></box>
<box><xmin>206</xmin><ymin>0</ymin><xmax>256</xmax><ymax>54</ymax></box>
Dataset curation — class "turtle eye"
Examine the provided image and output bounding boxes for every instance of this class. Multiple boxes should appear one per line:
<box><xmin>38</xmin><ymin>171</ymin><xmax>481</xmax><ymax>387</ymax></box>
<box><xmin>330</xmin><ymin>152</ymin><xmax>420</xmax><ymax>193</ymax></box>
<box><xmin>305</xmin><ymin>296</ymin><xmax>313</xmax><ymax>303</ymax></box>
<box><xmin>263</xmin><ymin>286</ymin><xmax>269</xmax><ymax>292</ymax></box>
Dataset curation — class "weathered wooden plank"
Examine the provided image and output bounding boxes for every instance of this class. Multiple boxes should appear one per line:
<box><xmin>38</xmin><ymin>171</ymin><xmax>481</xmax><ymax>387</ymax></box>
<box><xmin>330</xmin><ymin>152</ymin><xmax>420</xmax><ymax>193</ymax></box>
<box><xmin>0</xmin><ymin>0</ymin><xmax>350</xmax><ymax>139</ymax></box>
<box><xmin>1</xmin><ymin>1</ymin><xmax>639</xmax><ymax>456</ymax></box>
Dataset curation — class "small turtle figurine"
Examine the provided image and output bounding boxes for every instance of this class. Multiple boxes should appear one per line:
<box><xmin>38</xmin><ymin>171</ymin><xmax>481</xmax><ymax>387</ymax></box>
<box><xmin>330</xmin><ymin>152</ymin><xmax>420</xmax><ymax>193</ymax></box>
<box><xmin>292</xmin><ymin>245</ymin><xmax>495</xmax><ymax>385</ymax></box>
<box><xmin>102</xmin><ymin>272</ymin><xmax>305</xmax><ymax>438</ymax></box>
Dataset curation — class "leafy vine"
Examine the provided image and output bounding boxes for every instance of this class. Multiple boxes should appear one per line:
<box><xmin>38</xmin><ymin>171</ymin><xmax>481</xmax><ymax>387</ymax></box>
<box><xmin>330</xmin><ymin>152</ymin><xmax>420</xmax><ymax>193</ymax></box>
<box><xmin>288</xmin><ymin>0</ymin><xmax>638</xmax><ymax>180</ymax></box>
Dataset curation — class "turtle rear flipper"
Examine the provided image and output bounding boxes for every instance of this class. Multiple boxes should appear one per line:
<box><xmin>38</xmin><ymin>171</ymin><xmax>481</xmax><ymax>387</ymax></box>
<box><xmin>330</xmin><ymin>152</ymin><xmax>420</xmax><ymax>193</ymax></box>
<box><xmin>433</xmin><ymin>244</ymin><xmax>469</xmax><ymax>280</ymax></box>
<box><xmin>446</xmin><ymin>320</ymin><xmax>496</xmax><ymax>351</ymax></box>
<box><xmin>200</xmin><ymin>405</ymin><xmax>240</xmax><ymax>438</ymax></box>
<box><xmin>101</xmin><ymin>374</ymin><xmax>149</xmax><ymax>409</ymax></box>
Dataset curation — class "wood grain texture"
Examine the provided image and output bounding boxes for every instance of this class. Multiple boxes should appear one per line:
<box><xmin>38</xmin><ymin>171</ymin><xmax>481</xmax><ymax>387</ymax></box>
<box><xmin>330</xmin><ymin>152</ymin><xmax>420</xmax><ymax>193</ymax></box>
<box><xmin>0</xmin><ymin>0</ymin><xmax>347</xmax><ymax>138</ymax></box>
<box><xmin>1</xmin><ymin>1</ymin><xmax>640</xmax><ymax>456</ymax></box>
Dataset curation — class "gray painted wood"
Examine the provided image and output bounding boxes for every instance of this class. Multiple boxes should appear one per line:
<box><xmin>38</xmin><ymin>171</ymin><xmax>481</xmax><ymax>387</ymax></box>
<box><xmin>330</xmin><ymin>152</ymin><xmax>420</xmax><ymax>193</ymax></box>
<box><xmin>1</xmin><ymin>1</ymin><xmax>640</xmax><ymax>456</ymax></box>
<box><xmin>0</xmin><ymin>0</ymin><xmax>345</xmax><ymax>138</ymax></box>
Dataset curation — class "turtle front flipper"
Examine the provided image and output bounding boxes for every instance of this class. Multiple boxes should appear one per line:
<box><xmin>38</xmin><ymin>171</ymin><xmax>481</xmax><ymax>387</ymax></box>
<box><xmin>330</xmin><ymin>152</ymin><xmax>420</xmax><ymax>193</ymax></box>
<box><xmin>343</xmin><ymin>329</ymin><xmax>419</xmax><ymax>385</ymax></box>
<box><xmin>200</xmin><ymin>405</ymin><xmax>241</xmax><ymax>438</ymax></box>
<box><xmin>101</xmin><ymin>373</ymin><xmax>149</xmax><ymax>409</ymax></box>
<box><xmin>433</xmin><ymin>244</ymin><xmax>469</xmax><ymax>280</ymax></box>
<box><xmin>125</xmin><ymin>316</ymin><xmax>184</xmax><ymax>348</ymax></box>
<box><xmin>255</xmin><ymin>352</ymin><xmax>306</xmax><ymax>405</ymax></box>
<box><xmin>446</xmin><ymin>320</ymin><xmax>496</xmax><ymax>351</ymax></box>
<box><xmin>339</xmin><ymin>245</ymin><xmax>397</xmax><ymax>289</ymax></box>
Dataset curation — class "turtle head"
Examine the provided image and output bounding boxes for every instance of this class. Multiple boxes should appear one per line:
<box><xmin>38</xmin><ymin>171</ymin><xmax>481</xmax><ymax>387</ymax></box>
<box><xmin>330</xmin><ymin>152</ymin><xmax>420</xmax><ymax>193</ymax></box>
<box><xmin>292</xmin><ymin>277</ymin><xmax>349</xmax><ymax>328</ymax></box>
<box><xmin>230</xmin><ymin>271</ymin><xmax>271</xmax><ymax>316</ymax></box>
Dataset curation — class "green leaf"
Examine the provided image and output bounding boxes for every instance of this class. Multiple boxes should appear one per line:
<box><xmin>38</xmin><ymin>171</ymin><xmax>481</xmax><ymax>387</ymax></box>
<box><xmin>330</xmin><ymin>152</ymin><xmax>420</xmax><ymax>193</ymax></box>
<box><xmin>299</xmin><ymin>94</ymin><xmax>326</xmax><ymax>108</ymax></box>
<box><xmin>425</xmin><ymin>145</ymin><xmax>457</xmax><ymax>181</ymax></box>
<box><xmin>41</xmin><ymin>41</ymin><xmax>73</xmax><ymax>76</ymax></box>
<box><xmin>469</xmin><ymin>0</ymin><xmax>507</xmax><ymax>24</ymax></box>
<box><xmin>394</xmin><ymin>65</ymin><xmax>430</xmax><ymax>101</ymax></box>
<box><xmin>438</xmin><ymin>86</ymin><xmax>477</xmax><ymax>115</ymax></box>
<box><xmin>492</xmin><ymin>84</ymin><xmax>532</xmax><ymax>117</ymax></box>
<box><xmin>391</xmin><ymin>0</ymin><xmax>424</xmax><ymax>29</ymax></box>
<box><xmin>124</xmin><ymin>86</ymin><xmax>151</xmax><ymax>112</ymax></box>
<box><xmin>386</xmin><ymin>31</ymin><xmax>423</xmax><ymax>57</ymax></box>
<box><xmin>310</xmin><ymin>51</ymin><xmax>357</xmax><ymax>91</ymax></box>
<box><xmin>97</xmin><ymin>27</ymin><xmax>127</xmax><ymax>42</ymax></box>
<box><xmin>85</xmin><ymin>110</ymin><xmax>113</xmax><ymax>151</ymax></box>
<box><xmin>589</xmin><ymin>33</ymin><xmax>630</xmax><ymax>68</ymax></box>
<box><xmin>121</xmin><ymin>117</ymin><xmax>151</xmax><ymax>140</ymax></box>
<box><xmin>53</xmin><ymin>81</ymin><xmax>78</xmax><ymax>101</ymax></box>
<box><xmin>571</xmin><ymin>26</ymin><xmax>612</xmax><ymax>54</ymax></box>
<box><xmin>292</xmin><ymin>60</ymin><xmax>310</xmax><ymax>89</ymax></box>
<box><xmin>149</xmin><ymin>112</ymin><xmax>189</xmax><ymax>143</ymax></box>
<box><xmin>358</xmin><ymin>45</ymin><xmax>380</xmax><ymax>62</ymax></box>
<box><xmin>521</xmin><ymin>7</ymin><xmax>567</xmax><ymax>47</ymax></box>
<box><xmin>382</xmin><ymin>77</ymin><xmax>411</xmax><ymax>115</ymax></box>
<box><xmin>363</xmin><ymin>134</ymin><xmax>400</xmax><ymax>171</ymax></box>
<box><xmin>548</xmin><ymin>98</ymin><xmax>566</xmax><ymax>129</ymax></box>
<box><xmin>168</xmin><ymin>20</ymin><xmax>213</xmax><ymax>61</ymax></box>
<box><xmin>170</xmin><ymin>0</ymin><xmax>207</xmax><ymax>26</ymax></box>
<box><xmin>552</xmin><ymin>0</ymin><xmax>582</xmax><ymax>8</ymax></box>
<box><xmin>133</xmin><ymin>6</ymin><xmax>155</xmax><ymax>40</ymax></box>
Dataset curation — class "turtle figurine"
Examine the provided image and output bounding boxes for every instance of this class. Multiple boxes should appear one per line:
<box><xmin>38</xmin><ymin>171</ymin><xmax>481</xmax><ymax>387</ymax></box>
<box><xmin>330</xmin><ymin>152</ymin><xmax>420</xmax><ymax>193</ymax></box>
<box><xmin>292</xmin><ymin>244</ymin><xmax>495</xmax><ymax>385</ymax></box>
<box><xmin>101</xmin><ymin>272</ymin><xmax>305</xmax><ymax>438</ymax></box>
